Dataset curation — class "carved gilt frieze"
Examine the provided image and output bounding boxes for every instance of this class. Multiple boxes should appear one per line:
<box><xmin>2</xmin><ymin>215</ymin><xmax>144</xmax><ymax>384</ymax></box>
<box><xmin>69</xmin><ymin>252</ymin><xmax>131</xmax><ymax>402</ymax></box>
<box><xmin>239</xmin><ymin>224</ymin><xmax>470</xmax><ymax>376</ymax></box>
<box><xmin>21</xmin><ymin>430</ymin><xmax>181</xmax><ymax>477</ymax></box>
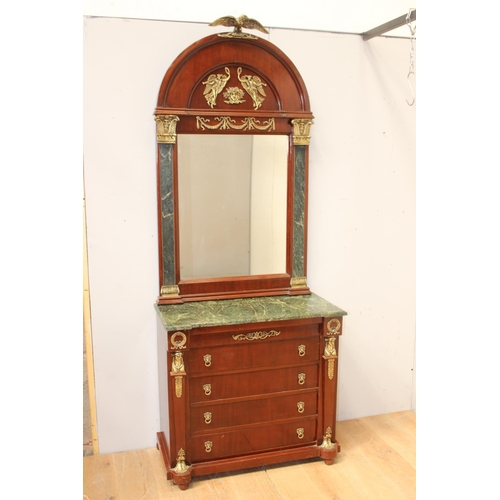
<box><xmin>196</xmin><ymin>116</ymin><xmax>275</xmax><ymax>132</ymax></box>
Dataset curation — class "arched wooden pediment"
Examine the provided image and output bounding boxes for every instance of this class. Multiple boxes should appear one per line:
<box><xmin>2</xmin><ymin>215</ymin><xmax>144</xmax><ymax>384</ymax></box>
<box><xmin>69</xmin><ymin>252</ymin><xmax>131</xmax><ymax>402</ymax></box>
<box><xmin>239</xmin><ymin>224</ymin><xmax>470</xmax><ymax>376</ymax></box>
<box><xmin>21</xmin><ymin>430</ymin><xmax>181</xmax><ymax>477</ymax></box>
<box><xmin>156</xmin><ymin>34</ymin><xmax>312</xmax><ymax>123</ymax></box>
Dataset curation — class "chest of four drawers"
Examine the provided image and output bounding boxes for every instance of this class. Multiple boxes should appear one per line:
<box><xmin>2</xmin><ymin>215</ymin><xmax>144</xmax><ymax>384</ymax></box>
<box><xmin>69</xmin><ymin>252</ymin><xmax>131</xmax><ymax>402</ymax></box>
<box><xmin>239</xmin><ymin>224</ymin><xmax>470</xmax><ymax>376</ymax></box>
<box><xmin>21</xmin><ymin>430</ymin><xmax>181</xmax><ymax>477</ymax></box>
<box><xmin>156</xmin><ymin>309</ymin><xmax>344</xmax><ymax>490</ymax></box>
<box><xmin>186</xmin><ymin>320</ymin><xmax>322</xmax><ymax>461</ymax></box>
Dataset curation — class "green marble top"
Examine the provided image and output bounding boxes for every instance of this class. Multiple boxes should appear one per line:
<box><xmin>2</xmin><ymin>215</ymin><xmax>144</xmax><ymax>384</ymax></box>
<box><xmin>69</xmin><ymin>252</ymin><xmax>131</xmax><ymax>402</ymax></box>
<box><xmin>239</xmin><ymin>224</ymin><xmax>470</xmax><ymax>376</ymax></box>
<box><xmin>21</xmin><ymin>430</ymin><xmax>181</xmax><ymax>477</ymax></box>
<box><xmin>155</xmin><ymin>293</ymin><xmax>347</xmax><ymax>331</ymax></box>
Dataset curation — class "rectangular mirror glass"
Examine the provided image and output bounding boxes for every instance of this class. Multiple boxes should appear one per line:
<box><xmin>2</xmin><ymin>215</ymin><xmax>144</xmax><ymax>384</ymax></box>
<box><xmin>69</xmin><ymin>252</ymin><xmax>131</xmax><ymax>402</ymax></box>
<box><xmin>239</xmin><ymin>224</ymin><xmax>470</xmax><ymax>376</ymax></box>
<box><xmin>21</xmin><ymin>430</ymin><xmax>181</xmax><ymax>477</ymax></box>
<box><xmin>178</xmin><ymin>134</ymin><xmax>288</xmax><ymax>280</ymax></box>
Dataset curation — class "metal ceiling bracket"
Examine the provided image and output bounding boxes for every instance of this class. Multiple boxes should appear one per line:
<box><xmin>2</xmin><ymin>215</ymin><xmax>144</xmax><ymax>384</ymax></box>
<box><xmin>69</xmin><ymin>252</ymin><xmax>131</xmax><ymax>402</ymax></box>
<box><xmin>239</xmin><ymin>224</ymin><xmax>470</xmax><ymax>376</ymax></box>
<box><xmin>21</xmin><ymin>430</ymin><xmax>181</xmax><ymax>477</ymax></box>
<box><xmin>362</xmin><ymin>9</ymin><xmax>416</xmax><ymax>41</ymax></box>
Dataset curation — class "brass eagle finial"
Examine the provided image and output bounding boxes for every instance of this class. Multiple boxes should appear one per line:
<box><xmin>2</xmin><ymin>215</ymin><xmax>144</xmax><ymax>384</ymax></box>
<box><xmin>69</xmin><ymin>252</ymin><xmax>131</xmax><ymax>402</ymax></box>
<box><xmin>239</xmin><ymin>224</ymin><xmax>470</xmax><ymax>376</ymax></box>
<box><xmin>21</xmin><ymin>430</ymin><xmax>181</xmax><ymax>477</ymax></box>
<box><xmin>209</xmin><ymin>14</ymin><xmax>269</xmax><ymax>38</ymax></box>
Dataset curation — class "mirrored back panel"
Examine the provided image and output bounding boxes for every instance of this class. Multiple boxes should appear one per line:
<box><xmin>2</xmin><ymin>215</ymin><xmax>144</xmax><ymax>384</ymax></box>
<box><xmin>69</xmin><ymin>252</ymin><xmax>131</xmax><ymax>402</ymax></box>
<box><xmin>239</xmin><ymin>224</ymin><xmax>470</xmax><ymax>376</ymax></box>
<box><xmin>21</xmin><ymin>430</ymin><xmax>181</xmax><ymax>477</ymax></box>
<box><xmin>178</xmin><ymin>134</ymin><xmax>288</xmax><ymax>280</ymax></box>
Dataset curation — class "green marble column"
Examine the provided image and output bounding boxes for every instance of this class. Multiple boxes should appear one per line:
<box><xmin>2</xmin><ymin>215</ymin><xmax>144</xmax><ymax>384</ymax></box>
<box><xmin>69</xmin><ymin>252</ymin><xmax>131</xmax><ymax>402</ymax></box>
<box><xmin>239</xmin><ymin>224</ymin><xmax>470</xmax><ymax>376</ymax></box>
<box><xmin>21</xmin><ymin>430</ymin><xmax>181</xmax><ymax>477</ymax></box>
<box><xmin>292</xmin><ymin>145</ymin><xmax>306</xmax><ymax>278</ymax></box>
<box><xmin>159</xmin><ymin>143</ymin><xmax>175</xmax><ymax>285</ymax></box>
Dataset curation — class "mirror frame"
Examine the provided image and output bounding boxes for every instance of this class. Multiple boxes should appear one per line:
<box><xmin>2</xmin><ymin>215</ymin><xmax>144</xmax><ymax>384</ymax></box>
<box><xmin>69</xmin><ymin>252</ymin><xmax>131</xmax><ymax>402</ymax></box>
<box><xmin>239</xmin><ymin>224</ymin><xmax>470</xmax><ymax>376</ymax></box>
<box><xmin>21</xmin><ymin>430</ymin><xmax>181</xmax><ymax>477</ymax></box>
<box><xmin>154</xmin><ymin>32</ymin><xmax>314</xmax><ymax>304</ymax></box>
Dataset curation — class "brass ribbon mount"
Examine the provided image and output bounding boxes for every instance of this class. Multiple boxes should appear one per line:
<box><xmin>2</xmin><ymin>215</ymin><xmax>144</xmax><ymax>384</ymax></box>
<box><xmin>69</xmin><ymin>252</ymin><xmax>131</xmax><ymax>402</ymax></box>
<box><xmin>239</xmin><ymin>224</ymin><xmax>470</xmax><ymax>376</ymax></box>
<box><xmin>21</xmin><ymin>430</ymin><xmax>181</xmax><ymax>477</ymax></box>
<box><xmin>232</xmin><ymin>330</ymin><xmax>280</xmax><ymax>341</ymax></box>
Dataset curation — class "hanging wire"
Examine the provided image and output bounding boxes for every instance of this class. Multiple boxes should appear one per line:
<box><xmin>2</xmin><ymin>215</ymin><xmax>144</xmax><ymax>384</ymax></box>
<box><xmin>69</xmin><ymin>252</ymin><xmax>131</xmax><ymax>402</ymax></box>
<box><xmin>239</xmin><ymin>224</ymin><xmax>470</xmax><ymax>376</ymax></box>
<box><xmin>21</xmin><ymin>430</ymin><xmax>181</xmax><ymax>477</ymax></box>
<box><xmin>406</xmin><ymin>8</ymin><xmax>416</xmax><ymax>106</ymax></box>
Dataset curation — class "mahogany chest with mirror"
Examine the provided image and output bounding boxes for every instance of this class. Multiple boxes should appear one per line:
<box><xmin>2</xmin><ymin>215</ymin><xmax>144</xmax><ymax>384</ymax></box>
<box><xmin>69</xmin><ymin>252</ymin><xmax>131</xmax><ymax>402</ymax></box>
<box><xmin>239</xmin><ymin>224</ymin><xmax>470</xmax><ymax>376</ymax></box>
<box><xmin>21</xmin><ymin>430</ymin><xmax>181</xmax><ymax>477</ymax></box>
<box><xmin>154</xmin><ymin>15</ymin><xmax>347</xmax><ymax>490</ymax></box>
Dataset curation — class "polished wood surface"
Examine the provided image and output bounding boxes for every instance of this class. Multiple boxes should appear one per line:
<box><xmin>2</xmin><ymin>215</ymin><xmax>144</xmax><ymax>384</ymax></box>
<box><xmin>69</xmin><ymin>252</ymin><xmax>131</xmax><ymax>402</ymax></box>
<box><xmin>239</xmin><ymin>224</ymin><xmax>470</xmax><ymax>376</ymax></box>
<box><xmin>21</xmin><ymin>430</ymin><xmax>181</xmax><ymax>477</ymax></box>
<box><xmin>190</xmin><ymin>389</ymin><xmax>318</xmax><ymax>431</ymax></box>
<box><xmin>156</xmin><ymin>35</ymin><xmax>312</xmax><ymax>115</ymax></box>
<box><xmin>189</xmin><ymin>335</ymin><xmax>319</xmax><ymax>373</ymax></box>
<box><xmin>189</xmin><ymin>364</ymin><xmax>319</xmax><ymax>401</ymax></box>
<box><xmin>157</xmin><ymin>315</ymin><xmax>341</xmax><ymax>489</ymax></box>
<box><xmin>189</xmin><ymin>418</ymin><xmax>318</xmax><ymax>462</ymax></box>
<box><xmin>83</xmin><ymin>411</ymin><xmax>416</xmax><ymax>500</ymax></box>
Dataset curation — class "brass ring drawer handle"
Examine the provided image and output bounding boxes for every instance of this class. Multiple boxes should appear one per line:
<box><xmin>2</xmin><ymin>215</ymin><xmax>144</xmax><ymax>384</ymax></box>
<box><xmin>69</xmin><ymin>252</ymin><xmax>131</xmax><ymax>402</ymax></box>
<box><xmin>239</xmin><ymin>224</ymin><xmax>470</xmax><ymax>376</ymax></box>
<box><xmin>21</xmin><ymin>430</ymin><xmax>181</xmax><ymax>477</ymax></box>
<box><xmin>204</xmin><ymin>354</ymin><xmax>212</xmax><ymax>367</ymax></box>
<box><xmin>205</xmin><ymin>441</ymin><xmax>212</xmax><ymax>452</ymax></box>
<box><xmin>297</xmin><ymin>402</ymin><xmax>305</xmax><ymax>413</ymax></box>
<box><xmin>298</xmin><ymin>345</ymin><xmax>306</xmax><ymax>356</ymax></box>
<box><xmin>203</xmin><ymin>384</ymin><xmax>212</xmax><ymax>396</ymax></box>
<box><xmin>298</xmin><ymin>373</ymin><xmax>305</xmax><ymax>385</ymax></box>
<box><xmin>297</xmin><ymin>428</ymin><xmax>304</xmax><ymax>439</ymax></box>
<box><xmin>204</xmin><ymin>412</ymin><xmax>212</xmax><ymax>424</ymax></box>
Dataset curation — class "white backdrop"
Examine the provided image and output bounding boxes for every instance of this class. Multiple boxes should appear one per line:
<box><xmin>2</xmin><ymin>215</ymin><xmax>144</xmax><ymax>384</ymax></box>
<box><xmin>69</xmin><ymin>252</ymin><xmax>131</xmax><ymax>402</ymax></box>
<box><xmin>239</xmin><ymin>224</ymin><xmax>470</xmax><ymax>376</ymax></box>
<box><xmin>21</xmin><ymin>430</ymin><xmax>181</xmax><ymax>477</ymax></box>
<box><xmin>83</xmin><ymin>16</ymin><xmax>415</xmax><ymax>454</ymax></box>
<box><xmin>83</xmin><ymin>0</ymin><xmax>416</xmax><ymax>37</ymax></box>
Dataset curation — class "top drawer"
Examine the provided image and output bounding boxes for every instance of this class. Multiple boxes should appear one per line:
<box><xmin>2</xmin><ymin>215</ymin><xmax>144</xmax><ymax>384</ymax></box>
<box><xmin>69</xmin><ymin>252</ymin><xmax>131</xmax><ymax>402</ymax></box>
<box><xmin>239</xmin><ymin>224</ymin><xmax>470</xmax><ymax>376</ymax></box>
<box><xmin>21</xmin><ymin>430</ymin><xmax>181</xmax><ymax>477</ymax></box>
<box><xmin>189</xmin><ymin>335</ymin><xmax>319</xmax><ymax>374</ymax></box>
<box><xmin>188</xmin><ymin>320</ymin><xmax>320</xmax><ymax>349</ymax></box>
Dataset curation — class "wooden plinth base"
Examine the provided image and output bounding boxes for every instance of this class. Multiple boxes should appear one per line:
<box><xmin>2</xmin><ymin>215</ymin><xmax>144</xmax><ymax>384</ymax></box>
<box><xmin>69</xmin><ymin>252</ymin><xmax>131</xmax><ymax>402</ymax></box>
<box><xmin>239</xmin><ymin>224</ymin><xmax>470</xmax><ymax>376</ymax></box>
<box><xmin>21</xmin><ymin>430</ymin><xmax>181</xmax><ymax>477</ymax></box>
<box><xmin>157</xmin><ymin>432</ymin><xmax>340</xmax><ymax>490</ymax></box>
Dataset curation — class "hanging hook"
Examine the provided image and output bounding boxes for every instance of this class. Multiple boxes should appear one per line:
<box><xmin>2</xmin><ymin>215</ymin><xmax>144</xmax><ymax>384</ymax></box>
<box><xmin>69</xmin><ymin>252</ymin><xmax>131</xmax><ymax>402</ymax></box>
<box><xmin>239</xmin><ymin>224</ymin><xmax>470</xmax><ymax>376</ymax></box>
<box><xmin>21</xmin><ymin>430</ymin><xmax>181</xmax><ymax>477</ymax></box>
<box><xmin>406</xmin><ymin>9</ymin><xmax>416</xmax><ymax>36</ymax></box>
<box><xmin>406</xmin><ymin>71</ymin><xmax>415</xmax><ymax>106</ymax></box>
<box><xmin>406</xmin><ymin>8</ymin><xmax>416</xmax><ymax>106</ymax></box>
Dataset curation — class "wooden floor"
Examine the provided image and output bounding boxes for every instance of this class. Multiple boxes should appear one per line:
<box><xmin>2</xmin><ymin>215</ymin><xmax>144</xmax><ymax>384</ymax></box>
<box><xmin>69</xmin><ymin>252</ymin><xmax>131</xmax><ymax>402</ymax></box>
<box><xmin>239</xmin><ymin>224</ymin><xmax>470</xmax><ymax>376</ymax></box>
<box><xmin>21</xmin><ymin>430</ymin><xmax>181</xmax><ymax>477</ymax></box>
<box><xmin>83</xmin><ymin>411</ymin><xmax>415</xmax><ymax>500</ymax></box>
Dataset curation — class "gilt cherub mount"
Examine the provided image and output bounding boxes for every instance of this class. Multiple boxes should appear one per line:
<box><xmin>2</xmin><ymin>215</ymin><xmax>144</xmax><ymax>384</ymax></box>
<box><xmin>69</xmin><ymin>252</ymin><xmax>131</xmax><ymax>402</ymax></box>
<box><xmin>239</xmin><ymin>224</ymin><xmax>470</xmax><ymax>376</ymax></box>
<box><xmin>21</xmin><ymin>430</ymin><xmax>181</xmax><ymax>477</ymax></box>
<box><xmin>202</xmin><ymin>66</ymin><xmax>267</xmax><ymax>110</ymax></box>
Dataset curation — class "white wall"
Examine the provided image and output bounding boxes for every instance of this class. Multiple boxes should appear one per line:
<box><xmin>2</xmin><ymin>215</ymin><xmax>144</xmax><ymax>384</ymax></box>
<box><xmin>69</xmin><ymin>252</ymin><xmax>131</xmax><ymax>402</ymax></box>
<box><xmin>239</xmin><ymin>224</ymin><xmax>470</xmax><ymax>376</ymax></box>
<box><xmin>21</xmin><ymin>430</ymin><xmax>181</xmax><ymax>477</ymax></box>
<box><xmin>84</xmin><ymin>16</ymin><xmax>415</xmax><ymax>453</ymax></box>
<box><xmin>83</xmin><ymin>0</ymin><xmax>415</xmax><ymax>37</ymax></box>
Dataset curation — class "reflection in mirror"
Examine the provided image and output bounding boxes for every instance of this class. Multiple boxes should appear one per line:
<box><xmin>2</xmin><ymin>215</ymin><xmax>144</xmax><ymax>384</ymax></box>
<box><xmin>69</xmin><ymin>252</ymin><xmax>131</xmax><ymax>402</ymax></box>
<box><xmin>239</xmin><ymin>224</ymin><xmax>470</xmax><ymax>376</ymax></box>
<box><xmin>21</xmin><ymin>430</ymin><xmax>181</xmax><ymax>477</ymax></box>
<box><xmin>178</xmin><ymin>134</ymin><xmax>288</xmax><ymax>280</ymax></box>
